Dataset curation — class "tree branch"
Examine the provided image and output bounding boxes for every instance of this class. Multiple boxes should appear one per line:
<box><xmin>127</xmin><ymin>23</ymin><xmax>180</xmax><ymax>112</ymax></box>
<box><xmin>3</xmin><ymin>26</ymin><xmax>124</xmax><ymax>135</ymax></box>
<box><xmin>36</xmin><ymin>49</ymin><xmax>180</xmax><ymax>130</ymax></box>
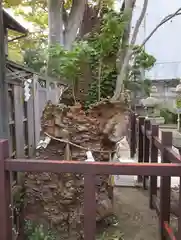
<box><xmin>141</xmin><ymin>8</ymin><xmax>181</xmax><ymax>47</ymax></box>
<box><xmin>112</xmin><ymin>0</ymin><xmax>148</xmax><ymax>101</ymax></box>
<box><xmin>130</xmin><ymin>0</ymin><xmax>148</xmax><ymax>45</ymax></box>
<box><xmin>117</xmin><ymin>0</ymin><xmax>135</xmax><ymax>70</ymax></box>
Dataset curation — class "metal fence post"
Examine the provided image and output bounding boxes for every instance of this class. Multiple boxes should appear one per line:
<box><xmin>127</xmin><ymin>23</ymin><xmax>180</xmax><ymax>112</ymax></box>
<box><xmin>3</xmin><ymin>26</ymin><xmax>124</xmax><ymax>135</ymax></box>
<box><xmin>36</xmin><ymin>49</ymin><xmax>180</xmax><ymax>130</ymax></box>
<box><xmin>149</xmin><ymin>124</ymin><xmax>158</xmax><ymax>209</ymax></box>
<box><xmin>137</xmin><ymin>117</ymin><xmax>145</xmax><ymax>182</ymax></box>
<box><xmin>160</xmin><ymin>131</ymin><xmax>172</xmax><ymax>240</ymax></box>
<box><xmin>0</xmin><ymin>140</ymin><xmax>12</xmax><ymax>240</ymax></box>
<box><xmin>143</xmin><ymin>119</ymin><xmax>150</xmax><ymax>190</ymax></box>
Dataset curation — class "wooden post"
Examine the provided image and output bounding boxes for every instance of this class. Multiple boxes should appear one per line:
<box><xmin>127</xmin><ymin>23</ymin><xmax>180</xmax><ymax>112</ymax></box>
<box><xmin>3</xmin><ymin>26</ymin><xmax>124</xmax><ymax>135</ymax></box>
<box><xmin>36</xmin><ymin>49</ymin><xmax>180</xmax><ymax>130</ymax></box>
<box><xmin>27</xmin><ymin>95</ymin><xmax>35</xmax><ymax>157</ymax></box>
<box><xmin>32</xmin><ymin>74</ymin><xmax>40</xmax><ymax>146</ymax></box>
<box><xmin>0</xmin><ymin>4</ymin><xmax>8</xmax><ymax>138</ymax></box>
<box><xmin>143</xmin><ymin>119</ymin><xmax>150</xmax><ymax>190</ymax></box>
<box><xmin>84</xmin><ymin>174</ymin><xmax>96</xmax><ymax>240</ymax></box>
<box><xmin>149</xmin><ymin>124</ymin><xmax>158</xmax><ymax>209</ymax></box>
<box><xmin>160</xmin><ymin>131</ymin><xmax>172</xmax><ymax>240</ymax></box>
<box><xmin>0</xmin><ymin>140</ymin><xmax>12</xmax><ymax>240</ymax></box>
<box><xmin>130</xmin><ymin>112</ymin><xmax>136</xmax><ymax>159</ymax></box>
<box><xmin>14</xmin><ymin>86</ymin><xmax>25</xmax><ymax>159</ymax></box>
<box><xmin>137</xmin><ymin>117</ymin><xmax>145</xmax><ymax>182</ymax></box>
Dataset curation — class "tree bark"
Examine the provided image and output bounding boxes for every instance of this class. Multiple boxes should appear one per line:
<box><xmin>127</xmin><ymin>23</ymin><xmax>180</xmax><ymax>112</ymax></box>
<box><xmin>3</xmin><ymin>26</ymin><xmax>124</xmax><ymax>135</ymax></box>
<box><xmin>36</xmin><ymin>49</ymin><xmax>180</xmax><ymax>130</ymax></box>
<box><xmin>64</xmin><ymin>0</ymin><xmax>87</xmax><ymax>50</ymax></box>
<box><xmin>48</xmin><ymin>0</ymin><xmax>64</xmax><ymax>46</ymax></box>
<box><xmin>78</xmin><ymin>3</ymin><xmax>101</xmax><ymax>39</ymax></box>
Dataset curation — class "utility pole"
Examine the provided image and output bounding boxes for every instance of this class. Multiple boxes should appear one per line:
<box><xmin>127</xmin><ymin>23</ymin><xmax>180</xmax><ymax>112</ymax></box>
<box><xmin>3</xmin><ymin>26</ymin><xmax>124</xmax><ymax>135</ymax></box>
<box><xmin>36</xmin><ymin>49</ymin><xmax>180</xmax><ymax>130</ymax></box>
<box><xmin>0</xmin><ymin>2</ymin><xmax>8</xmax><ymax>138</ymax></box>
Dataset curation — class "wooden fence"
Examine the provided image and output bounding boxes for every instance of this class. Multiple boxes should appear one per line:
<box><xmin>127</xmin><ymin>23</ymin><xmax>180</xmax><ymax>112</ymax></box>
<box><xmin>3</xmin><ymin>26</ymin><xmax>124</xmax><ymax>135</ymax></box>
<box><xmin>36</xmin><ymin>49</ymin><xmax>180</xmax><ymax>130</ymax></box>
<box><xmin>7</xmin><ymin>80</ymin><xmax>34</xmax><ymax>160</ymax></box>
<box><xmin>6</xmin><ymin>73</ymin><xmax>64</xmax><ymax>160</ymax></box>
<box><xmin>130</xmin><ymin>113</ymin><xmax>181</xmax><ymax>240</ymax></box>
<box><xmin>1</xmin><ymin>130</ymin><xmax>181</xmax><ymax>240</ymax></box>
<box><xmin>33</xmin><ymin>77</ymin><xmax>65</xmax><ymax>146</ymax></box>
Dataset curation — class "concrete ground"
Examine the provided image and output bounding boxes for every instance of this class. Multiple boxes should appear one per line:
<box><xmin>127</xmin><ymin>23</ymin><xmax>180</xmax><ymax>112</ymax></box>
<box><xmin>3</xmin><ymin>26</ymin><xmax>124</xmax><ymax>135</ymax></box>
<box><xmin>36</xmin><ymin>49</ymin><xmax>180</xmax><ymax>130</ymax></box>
<box><xmin>98</xmin><ymin>187</ymin><xmax>160</xmax><ymax>240</ymax></box>
<box><xmin>113</xmin><ymin>187</ymin><xmax>159</xmax><ymax>240</ymax></box>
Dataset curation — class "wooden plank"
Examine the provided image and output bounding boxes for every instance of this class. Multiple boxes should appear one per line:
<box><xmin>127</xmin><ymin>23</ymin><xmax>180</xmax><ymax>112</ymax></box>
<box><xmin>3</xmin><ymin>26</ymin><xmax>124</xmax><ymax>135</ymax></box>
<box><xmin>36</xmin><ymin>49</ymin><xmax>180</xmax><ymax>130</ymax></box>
<box><xmin>13</xmin><ymin>85</ymin><xmax>25</xmax><ymax>158</ymax></box>
<box><xmin>7</xmin><ymin>86</ymin><xmax>13</xmax><ymax>156</ymax></box>
<box><xmin>33</xmin><ymin>75</ymin><xmax>41</xmax><ymax>146</ymax></box>
<box><xmin>27</xmin><ymin>95</ymin><xmax>35</xmax><ymax>157</ymax></box>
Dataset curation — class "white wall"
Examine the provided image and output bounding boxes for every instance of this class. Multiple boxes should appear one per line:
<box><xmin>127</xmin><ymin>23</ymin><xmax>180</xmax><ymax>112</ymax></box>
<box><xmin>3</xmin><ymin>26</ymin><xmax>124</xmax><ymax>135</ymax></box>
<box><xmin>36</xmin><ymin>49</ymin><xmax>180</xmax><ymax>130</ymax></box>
<box><xmin>131</xmin><ymin>0</ymin><xmax>181</xmax><ymax>80</ymax></box>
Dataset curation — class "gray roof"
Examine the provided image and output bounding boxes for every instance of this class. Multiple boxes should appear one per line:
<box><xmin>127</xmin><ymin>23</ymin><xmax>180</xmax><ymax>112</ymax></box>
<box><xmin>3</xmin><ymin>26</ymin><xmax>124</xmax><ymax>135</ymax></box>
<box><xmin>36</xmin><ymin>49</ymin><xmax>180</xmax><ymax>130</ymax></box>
<box><xmin>6</xmin><ymin>60</ymin><xmax>69</xmax><ymax>87</ymax></box>
<box><xmin>3</xmin><ymin>9</ymin><xmax>28</xmax><ymax>34</ymax></box>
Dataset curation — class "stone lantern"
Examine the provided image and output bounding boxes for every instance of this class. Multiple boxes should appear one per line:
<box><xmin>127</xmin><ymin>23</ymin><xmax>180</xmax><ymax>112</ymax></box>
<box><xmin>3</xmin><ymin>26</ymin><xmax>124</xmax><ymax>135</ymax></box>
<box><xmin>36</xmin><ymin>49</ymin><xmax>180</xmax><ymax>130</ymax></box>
<box><xmin>141</xmin><ymin>86</ymin><xmax>165</xmax><ymax>124</ymax></box>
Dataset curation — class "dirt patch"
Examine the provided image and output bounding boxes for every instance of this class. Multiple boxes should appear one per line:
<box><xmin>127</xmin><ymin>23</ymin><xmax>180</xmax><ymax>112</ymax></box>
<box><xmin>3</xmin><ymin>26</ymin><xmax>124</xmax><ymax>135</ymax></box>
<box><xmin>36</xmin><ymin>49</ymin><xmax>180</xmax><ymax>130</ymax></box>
<box><xmin>99</xmin><ymin>187</ymin><xmax>160</xmax><ymax>240</ymax></box>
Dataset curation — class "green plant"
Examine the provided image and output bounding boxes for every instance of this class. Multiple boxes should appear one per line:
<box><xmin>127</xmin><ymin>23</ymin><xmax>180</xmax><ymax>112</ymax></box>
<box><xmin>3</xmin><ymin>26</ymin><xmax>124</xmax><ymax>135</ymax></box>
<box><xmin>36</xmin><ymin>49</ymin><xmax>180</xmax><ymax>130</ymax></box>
<box><xmin>85</xmin><ymin>10</ymin><xmax>156</xmax><ymax>107</ymax></box>
<box><xmin>22</xmin><ymin>7</ymin><xmax>156</xmax><ymax>108</ymax></box>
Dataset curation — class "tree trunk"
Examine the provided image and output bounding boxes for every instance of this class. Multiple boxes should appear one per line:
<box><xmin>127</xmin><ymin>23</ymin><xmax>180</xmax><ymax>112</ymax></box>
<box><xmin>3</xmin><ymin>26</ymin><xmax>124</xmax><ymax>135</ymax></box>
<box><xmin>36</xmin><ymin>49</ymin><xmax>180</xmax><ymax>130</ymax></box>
<box><xmin>78</xmin><ymin>3</ymin><xmax>101</xmax><ymax>39</ymax></box>
<box><xmin>47</xmin><ymin>0</ymin><xmax>63</xmax><ymax>75</ymax></box>
<box><xmin>48</xmin><ymin>0</ymin><xmax>63</xmax><ymax>46</ymax></box>
<box><xmin>64</xmin><ymin>0</ymin><xmax>87</xmax><ymax>50</ymax></box>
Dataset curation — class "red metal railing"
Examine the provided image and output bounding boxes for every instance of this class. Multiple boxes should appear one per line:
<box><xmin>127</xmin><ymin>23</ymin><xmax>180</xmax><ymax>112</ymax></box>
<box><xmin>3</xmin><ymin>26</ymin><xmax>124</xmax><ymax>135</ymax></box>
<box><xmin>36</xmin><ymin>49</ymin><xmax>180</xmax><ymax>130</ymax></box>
<box><xmin>130</xmin><ymin>114</ymin><xmax>181</xmax><ymax>240</ymax></box>
<box><xmin>1</xmin><ymin>115</ymin><xmax>181</xmax><ymax>239</ymax></box>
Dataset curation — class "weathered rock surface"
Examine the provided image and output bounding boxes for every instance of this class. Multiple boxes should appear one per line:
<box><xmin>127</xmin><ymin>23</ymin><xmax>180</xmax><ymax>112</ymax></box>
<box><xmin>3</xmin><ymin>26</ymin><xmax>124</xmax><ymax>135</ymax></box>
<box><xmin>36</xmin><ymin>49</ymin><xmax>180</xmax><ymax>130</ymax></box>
<box><xmin>25</xmin><ymin>100</ymin><xmax>128</xmax><ymax>239</ymax></box>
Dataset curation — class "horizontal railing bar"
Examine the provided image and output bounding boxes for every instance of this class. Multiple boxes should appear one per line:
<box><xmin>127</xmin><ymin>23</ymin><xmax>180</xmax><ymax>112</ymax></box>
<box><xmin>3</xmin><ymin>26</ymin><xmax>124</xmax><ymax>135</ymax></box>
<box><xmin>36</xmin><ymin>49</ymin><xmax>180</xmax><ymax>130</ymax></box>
<box><xmin>5</xmin><ymin>160</ymin><xmax>181</xmax><ymax>176</ymax></box>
